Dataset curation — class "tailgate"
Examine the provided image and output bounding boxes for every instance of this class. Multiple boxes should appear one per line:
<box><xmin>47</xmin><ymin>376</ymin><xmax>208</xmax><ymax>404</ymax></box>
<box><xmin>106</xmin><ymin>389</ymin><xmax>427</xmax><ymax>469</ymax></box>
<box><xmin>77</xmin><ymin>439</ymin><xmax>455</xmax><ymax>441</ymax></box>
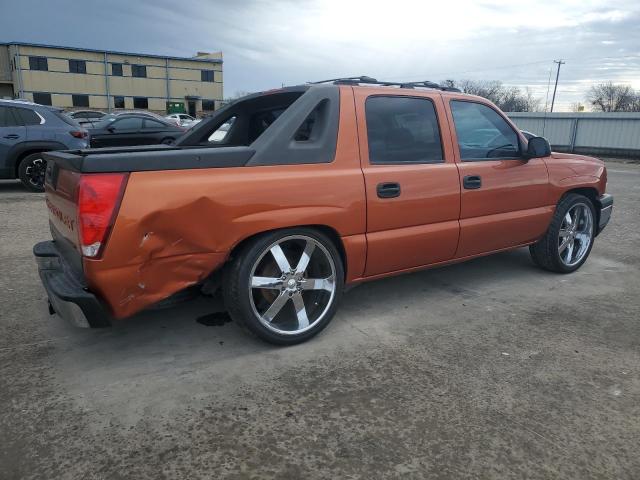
<box><xmin>43</xmin><ymin>152</ymin><xmax>84</xmax><ymax>274</ymax></box>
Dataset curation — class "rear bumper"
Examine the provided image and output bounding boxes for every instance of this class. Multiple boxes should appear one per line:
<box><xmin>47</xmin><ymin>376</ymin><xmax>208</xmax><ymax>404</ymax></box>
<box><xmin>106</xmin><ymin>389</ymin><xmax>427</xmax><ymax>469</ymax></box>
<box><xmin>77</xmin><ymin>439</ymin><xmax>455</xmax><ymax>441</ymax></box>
<box><xmin>596</xmin><ymin>194</ymin><xmax>613</xmax><ymax>235</ymax></box>
<box><xmin>33</xmin><ymin>241</ymin><xmax>111</xmax><ymax>328</ymax></box>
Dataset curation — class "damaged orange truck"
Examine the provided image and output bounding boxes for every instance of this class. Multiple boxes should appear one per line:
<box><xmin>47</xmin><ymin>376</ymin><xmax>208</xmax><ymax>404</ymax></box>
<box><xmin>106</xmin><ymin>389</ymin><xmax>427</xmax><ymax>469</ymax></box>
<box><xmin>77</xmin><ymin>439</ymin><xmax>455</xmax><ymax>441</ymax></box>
<box><xmin>35</xmin><ymin>77</ymin><xmax>613</xmax><ymax>345</ymax></box>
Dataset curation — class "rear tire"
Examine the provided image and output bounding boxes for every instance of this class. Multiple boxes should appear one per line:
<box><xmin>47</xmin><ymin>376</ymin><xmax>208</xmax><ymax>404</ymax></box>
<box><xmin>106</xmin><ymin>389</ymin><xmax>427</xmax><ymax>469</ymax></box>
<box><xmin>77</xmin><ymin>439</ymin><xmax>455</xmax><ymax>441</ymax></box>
<box><xmin>161</xmin><ymin>137</ymin><xmax>175</xmax><ymax>145</ymax></box>
<box><xmin>529</xmin><ymin>193</ymin><xmax>596</xmax><ymax>273</ymax></box>
<box><xmin>18</xmin><ymin>153</ymin><xmax>47</xmax><ymax>192</ymax></box>
<box><xmin>223</xmin><ymin>228</ymin><xmax>344</xmax><ymax>345</ymax></box>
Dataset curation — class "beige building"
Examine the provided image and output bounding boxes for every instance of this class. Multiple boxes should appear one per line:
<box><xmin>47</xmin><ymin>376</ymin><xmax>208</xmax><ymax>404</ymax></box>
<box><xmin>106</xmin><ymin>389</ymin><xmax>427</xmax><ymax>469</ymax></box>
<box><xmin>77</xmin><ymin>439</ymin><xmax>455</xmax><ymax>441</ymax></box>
<box><xmin>0</xmin><ymin>42</ymin><xmax>223</xmax><ymax>116</ymax></box>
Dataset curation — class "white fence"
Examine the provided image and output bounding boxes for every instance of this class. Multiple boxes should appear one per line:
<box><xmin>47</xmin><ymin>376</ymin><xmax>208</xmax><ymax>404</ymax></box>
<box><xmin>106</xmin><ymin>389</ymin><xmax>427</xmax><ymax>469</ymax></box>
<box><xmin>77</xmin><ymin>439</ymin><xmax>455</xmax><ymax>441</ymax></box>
<box><xmin>506</xmin><ymin>112</ymin><xmax>640</xmax><ymax>158</ymax></box>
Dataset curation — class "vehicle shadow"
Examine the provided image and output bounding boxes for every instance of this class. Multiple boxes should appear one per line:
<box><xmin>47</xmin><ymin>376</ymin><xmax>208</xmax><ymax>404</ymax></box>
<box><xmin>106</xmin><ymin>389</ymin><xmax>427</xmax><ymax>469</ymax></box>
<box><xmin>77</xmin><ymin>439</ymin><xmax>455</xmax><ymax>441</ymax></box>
<box><xmin>0</xmin><ymin>180</ymin><xmax>30</xmax><ymax>194</ymax></box>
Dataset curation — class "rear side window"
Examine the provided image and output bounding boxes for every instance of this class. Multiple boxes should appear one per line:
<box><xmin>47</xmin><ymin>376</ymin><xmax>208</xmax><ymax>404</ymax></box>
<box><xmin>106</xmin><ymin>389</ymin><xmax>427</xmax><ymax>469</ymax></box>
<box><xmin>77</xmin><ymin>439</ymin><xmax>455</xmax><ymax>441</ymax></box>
<box><xmin>14</xmin><ymin>108</ymin><xmax>42</xmax><ymax>125</ymax></box>
<box><xmin>144</xmin><ymin>119</ymin><xmax>166</xmax><ymax>129</ymax></box>
<box><xmin>450</xmin><ymin>101</ymin><xmax>520</xmax><ymax>160</ymax></box>
<box><xmin>365</xmin><ymin>96</ymin><xmax>443</xmax><ymax>164</ymax></box>
<box><xmin>0</xmin><ymin>106</ymin><xmax>21</xmax><ymax>127</ymax></box>
<box><xmin>113</xmin><ymin>117</ymin><xmax>143</xmax><ymax>130</ymax></box>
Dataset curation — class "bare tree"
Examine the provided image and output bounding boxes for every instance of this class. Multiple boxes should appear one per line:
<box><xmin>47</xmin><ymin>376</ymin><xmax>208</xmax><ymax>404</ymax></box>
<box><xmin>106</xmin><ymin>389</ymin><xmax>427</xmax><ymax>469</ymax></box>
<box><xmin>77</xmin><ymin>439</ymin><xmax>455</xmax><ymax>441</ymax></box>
<box><xmin>441</xmin><ymin>79</ymin><xmax>541</xmax><ymax>112</ymax></box>
<box><xmin>587</xmin><ymin>82</ymin><xmax>638</xmax><ymax>112</ymax></box>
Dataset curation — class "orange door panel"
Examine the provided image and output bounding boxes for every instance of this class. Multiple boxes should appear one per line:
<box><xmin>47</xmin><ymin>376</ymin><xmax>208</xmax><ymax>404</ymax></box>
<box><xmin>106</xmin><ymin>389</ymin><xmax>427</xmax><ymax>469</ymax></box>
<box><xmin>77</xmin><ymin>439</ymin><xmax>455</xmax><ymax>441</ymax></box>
<box><xmin>444</xmin><ymin>97</ymin><xmax>552</xmax><ymax>257</ymax></box>
<box><xmin>353</xmin><ymin>88</ymin><xmax>461</xmax><ymax>277</ymax></box>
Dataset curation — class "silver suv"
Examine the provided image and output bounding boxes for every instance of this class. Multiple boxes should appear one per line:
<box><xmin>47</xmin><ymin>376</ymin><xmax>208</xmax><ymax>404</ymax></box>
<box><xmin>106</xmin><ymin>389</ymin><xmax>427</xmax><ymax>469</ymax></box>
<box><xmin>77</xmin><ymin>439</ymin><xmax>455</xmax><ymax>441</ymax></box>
<box><xmin>0</xmin><ymin>100</ymin><xmax>89</xmax><ymax>191</ymax></box>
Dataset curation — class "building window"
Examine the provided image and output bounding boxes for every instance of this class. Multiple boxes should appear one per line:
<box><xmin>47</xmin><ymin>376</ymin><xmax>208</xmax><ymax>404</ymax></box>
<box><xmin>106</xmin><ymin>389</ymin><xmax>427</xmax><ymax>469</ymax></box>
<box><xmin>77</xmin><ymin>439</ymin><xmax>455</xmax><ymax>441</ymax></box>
<box><xmin>133</xmin><ymin>97</ymin><xmax>148</xmax><ymax>109</ymax></box>
<box><xmin>69</xmin><ymin>59</ymin><xmax>87</xmax><ymax>74</ymax></box>
<box><xmin>201</xmin><ymin>70</ymin><xmax>215</xmax><ymax>82</ymax></box>
<box><xmin>29</xmin><ymin>56</ymin><xmax>48</xmax><ymax>71</ymax></box>
<box><xmin>111</xmin><ymin>63</ymin><xmax>123</xmax><ymax>76</ymax></box>
<box><xmin>114</xmin><ymin>96</ymin><xmax>125</xmax><ymax>109</ymax></box>
<box><xmin>32</xmin><ymin>92</ymin><xmax>52</xmax><ymax>106</ymax></box>
<box><xmin>72</xmin><ymin>94</ymin><xmax>90</xmax><ymax>108</ymax></box>
<box><xmin>131</xmin><ymin>65</ymin><xmax>147</xmax><ymax>78</ymax></box>
<box><xmin>202</xmin><ymin>99</ymin><xmax>216</xmax><ymax>111</ymax></box>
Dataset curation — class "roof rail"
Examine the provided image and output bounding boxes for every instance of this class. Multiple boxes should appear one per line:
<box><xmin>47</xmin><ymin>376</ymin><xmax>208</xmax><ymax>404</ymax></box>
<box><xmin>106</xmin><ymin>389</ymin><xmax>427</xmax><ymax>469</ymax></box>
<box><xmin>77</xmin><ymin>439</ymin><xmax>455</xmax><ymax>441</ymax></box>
<box><xmin>309</xmin><ymin>76</ymin><xmax>461</xmax><ymax>92</ymax></box>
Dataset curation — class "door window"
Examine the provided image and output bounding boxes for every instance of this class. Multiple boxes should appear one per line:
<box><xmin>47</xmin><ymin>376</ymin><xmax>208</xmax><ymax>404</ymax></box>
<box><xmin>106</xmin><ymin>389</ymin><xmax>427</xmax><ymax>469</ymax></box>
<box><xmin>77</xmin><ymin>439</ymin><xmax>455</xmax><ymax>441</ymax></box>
<box><xmin>14</xmin><ymin>108</ymin><xmax>42</xmax><ymax>125</ymax></box>
<box><xmin>0</xmin><ymin>106</ymin><xmax>22</xmax><ymax>127</ymax></box>
<box><xmin>112</xmin><ymin>117</ymin><xmax>143</xmax><ymax>130</ymax></box>
<box><xmin>450</xmin><ymin>101</ymin><xmax>520</xmax><ymax>160</ymax></box>
<box><xmin>365</xmin><ymin>96</ymin><xmax>443</xmax><ymax>164</ymax></box>
<box><xmin>143</xmin><ymin>119</ymin><xmax>166</xmax><ymax>129</ymax></box>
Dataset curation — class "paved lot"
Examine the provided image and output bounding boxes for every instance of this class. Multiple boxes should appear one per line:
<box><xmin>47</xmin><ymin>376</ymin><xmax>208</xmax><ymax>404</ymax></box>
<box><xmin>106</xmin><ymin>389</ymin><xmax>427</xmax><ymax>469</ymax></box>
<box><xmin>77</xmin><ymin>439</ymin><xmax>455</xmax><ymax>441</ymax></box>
<box><xmin>1</xmin><ymin>161</ymin><xmax>639</xmax><ymax>479</ymax></box>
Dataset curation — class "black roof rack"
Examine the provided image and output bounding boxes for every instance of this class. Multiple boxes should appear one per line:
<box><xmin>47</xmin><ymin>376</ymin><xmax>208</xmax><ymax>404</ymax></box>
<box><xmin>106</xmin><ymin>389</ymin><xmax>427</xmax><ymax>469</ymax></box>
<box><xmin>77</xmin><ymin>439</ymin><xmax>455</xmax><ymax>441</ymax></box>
<box><xmin>310</xmin><ymin>76</ymin><xmax>461</xmax><ymax>92</ymax></box>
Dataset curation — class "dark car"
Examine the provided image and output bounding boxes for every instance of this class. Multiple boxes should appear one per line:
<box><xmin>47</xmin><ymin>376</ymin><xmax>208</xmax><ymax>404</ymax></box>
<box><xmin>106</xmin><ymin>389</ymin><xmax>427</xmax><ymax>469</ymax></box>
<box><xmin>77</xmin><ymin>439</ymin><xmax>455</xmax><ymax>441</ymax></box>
<box><xmin>0</xmin><ymin>99</ymin><xmax>89</xmax><ymax>191</ymax></box>
<box><xmin>88</xmin><ymin>114</ymin><xmax>184</xmax><ymax>148</ymax></box>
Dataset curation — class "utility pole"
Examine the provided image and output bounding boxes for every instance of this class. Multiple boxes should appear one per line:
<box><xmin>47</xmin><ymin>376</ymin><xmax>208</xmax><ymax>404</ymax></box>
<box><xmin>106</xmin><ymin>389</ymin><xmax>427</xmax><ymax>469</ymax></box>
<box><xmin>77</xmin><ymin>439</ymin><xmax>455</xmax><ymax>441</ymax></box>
<box><xmin>550</xmin><ymin>60</ymin><xmax>565</xmax><ymax>112</ymax></box>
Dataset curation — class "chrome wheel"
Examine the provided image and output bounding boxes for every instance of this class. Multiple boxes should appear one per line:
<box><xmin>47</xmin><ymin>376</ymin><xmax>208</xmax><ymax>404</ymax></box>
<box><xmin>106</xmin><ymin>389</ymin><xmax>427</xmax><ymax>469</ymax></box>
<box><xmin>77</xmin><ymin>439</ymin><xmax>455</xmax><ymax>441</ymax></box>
<box><xmin>558</xmin><ymin>202</ymin><xmax>593</xmax><ymax>267</ymax></box>
<box><xmin>249</xmin><ymin>235</ymin><xmax>337</xmax><ymax>335</ymax></box>
<box><xmin>25</xmin><ymin>157</ymin><xmax>46</xmax><ymax>189</ymax></box>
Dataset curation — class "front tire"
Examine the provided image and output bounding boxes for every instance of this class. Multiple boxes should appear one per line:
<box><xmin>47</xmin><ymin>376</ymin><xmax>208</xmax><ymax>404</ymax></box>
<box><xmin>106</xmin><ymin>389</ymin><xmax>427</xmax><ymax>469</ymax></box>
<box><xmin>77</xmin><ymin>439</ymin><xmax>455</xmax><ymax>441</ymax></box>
<box><xmin>530</xmin><ymin>193</ymin><xmax>596</xmax><ymax>273</ymax></box>
<box><xmin>18</xmin><ymin>153</ymin><xmax>47</xmax><ymax>192</ymax></box>
<box><xmin>223</xmin><ymin>228</ymin><xmax>344</xmax><ymax>345</ymax></box>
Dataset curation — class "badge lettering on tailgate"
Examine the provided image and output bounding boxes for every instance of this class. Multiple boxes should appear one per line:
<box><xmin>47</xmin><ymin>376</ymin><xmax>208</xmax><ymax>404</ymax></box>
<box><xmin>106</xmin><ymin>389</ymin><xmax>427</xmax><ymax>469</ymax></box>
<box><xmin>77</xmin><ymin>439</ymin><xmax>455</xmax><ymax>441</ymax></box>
<box><xmin>46</xmin><ymin>198</ymin><xmax>75</xmax><ymax>231</ymax></box>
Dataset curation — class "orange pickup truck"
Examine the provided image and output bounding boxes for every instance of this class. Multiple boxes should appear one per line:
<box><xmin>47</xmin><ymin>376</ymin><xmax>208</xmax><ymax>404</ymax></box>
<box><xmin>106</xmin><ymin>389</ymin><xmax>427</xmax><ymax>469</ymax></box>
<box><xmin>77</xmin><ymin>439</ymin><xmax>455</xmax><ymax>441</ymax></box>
<box><xmin>34</xmin><ymin>77</ymin><xmax>613</xmax><ymax>344</ymax></box>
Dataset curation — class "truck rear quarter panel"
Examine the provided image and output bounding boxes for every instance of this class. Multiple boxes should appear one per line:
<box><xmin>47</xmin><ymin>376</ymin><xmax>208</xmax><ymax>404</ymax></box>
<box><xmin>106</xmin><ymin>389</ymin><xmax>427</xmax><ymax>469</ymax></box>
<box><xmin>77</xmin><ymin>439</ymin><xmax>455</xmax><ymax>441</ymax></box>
<box><xmin>84</xmin><ymin>87</ymin><xmax>367</xmax><ymax>319</ymax></box>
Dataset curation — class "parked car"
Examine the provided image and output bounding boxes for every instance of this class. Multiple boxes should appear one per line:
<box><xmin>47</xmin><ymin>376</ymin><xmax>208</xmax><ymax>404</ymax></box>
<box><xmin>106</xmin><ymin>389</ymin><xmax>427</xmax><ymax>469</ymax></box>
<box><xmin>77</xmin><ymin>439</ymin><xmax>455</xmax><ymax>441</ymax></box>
<box><xmin>66</xmin><ymin>110</ymin><xmax>106</xmax><ymax>128</ymax></box>
<box><xmin>0</xmin><ymin>99</ymin><xmax>89</xmax><ymax>191</ymax></box>
<box><xmin>165</xmin><ymin>113</ymin><xmax>196</xmax><ymax>127</ymax></box>
<box><xmin>35</xmin><ymin>78</ymin><xmax>613</xmax><ymax>345</ymax></box>
<box><xmin>88</xmin><ymin>114</ymin><xmax>184</xmax><ymax>147</ymax></box>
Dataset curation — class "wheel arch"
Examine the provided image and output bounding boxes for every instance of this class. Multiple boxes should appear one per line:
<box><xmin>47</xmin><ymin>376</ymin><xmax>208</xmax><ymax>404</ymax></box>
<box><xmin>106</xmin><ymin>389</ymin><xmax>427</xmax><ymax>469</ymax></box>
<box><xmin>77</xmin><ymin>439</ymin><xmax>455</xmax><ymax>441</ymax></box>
<box><xmin>561</xmin><ymin>187</ymin><xmax>600</xmax><ymax>226</ymax></box>
<box><xmin>10</xmin><ymin>142</ymin><xmax>68</xmax><ymax>177</ymax></box>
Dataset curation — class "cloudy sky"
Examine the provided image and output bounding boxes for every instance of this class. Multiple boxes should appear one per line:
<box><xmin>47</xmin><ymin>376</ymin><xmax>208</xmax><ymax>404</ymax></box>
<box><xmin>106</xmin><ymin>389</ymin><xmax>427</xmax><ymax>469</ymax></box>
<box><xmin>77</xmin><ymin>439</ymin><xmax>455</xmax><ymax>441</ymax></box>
<box><xmin>2</xmin><ymin>0</ymin><xmax>639</xmax><ymax>110</ymax></box>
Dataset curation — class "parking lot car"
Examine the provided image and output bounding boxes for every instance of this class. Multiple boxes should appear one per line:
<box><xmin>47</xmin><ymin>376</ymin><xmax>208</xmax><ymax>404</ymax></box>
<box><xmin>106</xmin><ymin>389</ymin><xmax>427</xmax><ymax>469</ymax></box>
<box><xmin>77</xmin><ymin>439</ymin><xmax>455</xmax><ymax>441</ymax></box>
<box><xmin>0</xmin><ymin>99</ymin><xmax>89</xmax><ymax>191</ymax></box>
<box><xmin>34</xmin><ymin>77</ymin><xmax>613</xmax><ymax>344</ymax></box>
<box><xmin>165</xmin><ymin>113</ymin><xmax>196</xmax><ymax>127</ymax></box>
<box><xmin>88</xmin><ymin>113</ymin><xmax>185</xmax><ymax>147</ymax></box>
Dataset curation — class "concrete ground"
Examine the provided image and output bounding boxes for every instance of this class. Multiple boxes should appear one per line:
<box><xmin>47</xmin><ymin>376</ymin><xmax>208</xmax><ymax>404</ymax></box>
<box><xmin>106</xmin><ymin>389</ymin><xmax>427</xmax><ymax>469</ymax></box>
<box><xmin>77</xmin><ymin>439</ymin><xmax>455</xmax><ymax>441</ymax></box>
<box><xmin>1</xmin><ymin>161</ymin><xmax>638</xmax><ymax>480</ymax></box>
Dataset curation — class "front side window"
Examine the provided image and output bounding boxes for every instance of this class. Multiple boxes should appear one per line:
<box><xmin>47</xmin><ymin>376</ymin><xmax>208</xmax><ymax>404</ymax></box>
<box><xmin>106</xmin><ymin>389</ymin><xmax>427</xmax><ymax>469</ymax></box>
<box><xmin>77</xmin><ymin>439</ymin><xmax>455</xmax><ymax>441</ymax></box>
<box><xmin>32</xmin><ymin>92</ymin><xmax>52</xmax><ymax>106</ymax></box>
<box><xmin>112</xmin><ymin>117</ymin><xmax>143</xmax><ymax>130</ymax></box>
<box><xmin>208</xmin><ymin>116</ymin><xmax>236</xmax><ymax>142</ymax></box>
<box><xmin>69</xmin><ymin>59</ymin><xmax>87</xmax><ymax>74</ymax></box>
<box><xmin>133</xmin><ymin>97</ymin><xmax>148</xmax><ymax>109</ymax></box>
<box><xmin>72</xmin><ymin>94</ymin><xmax>90</xmax><ymax>107</ymax></box>
<box><xmin>365</xmin><ymin>96</ymin><xmax>443</xmax><ymax>164</ymax></box>
<box><xmin>111</xmin><ymin>63</ymin><xmax>123</xmax><ymax>76</ymax></box>
<box><xmin>131</xmin><ymin>65</ymin><xmax>147</xmax><ymax>78</ymax></box>
<box><xmin>29</xmin><ymin>56</ymin><xmax>48</xmax><ymax>71</ymax></box>
<box><xmin>450</xmin><ymin>101</ymin><xmax>520</xmax><ymax>160</ymax></box>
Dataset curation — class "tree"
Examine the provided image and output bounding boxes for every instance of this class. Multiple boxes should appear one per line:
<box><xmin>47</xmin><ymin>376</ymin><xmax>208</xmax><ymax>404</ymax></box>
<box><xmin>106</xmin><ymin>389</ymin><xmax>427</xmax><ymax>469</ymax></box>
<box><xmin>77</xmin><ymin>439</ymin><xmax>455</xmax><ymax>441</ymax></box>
<box><xmin>587</xmin><ymin>82</ymin><xmax>638</xmax><ymax>112</ymax></box>
<box><xmin>441</xmin><ymin>79</ymin><xmax>541</xmax><ymax>112</ymax></box>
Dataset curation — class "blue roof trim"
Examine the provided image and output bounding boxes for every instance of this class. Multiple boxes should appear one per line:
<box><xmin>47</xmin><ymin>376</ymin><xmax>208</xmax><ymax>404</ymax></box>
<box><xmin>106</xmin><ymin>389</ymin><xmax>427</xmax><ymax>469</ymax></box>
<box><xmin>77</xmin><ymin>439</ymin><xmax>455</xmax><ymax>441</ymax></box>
<box><xmin>3</xmin><ymin>41</ymin><xmax>223</xmax><ymax>64</ymax></box>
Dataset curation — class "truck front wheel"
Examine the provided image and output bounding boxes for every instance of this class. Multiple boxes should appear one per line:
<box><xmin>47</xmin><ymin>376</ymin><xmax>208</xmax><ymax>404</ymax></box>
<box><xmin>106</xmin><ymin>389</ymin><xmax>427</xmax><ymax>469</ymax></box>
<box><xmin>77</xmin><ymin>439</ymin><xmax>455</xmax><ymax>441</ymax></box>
<box><xmin>530</xmin><ymin>193</ymin><xmax>596</xmax><ymax>273</ymax></box>
<box><xmin>224</xmin><ymin>228</ymin><xmax>344</xmax><ymax>345</ymax></box>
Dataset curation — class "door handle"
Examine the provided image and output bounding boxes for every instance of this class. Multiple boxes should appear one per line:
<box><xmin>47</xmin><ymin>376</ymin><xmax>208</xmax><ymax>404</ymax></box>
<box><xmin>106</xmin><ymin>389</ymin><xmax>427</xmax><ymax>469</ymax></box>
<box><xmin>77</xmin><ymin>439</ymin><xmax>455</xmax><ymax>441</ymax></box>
<box><xmin>377</xmin><ymin>182</ymin><xmax>401</xmax><ymax>198</ymax></box>
<box><xmin>3</xmin><ymin>134</ymin><xmax>19</xmax><ymax>140</ymax></box>
<box><xmin>463</xmin><ymin>175</ymin><xmax>482</xmax><ymax>189</ymax></box>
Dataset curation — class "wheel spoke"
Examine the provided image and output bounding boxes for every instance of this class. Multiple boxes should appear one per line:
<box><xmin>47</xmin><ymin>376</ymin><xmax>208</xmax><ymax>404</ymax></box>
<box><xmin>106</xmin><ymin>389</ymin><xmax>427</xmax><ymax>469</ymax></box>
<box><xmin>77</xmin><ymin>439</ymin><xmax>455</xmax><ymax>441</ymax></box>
<box><xmin>564</xmin><ymin>212</ymin><xmax>573</xmax><ymax>228</ymax></box>
<box><xmin>559</xmin><ymin>237</ymin><xmax>571</xmax><ymax>253</ymax></box>
<box><xmin>251</xmin><ymin>276</ymin><xmax>283</xmax><ymax>289</ymax></box>
<box><xmin>295</xmin><ymin>240</ymin><xmax>315</xmax><ymax>274</ymax></box>
<box><xmin>559</xmin><ymin>228</ymin><xmax>571</xmax><ymax>238</ymax></box>
<box><xmin>300</xmin><ymin>276</ymin><xmax>335</xmax><ymax>291</ymax></box>
<box><xmin>565</xmin><ymin>241</ymin><xmax>574</xmax><ymax>262</ymax></box>
<box><xmin>262</xmin><ymin>292</ymin><xmax>289</xmax><ymax>322</ymax></box>
<box><xmin>291</xmin><ymin>293</ymin><xmax>309</xmax><ymax>329</ymax></box>
<box><xmin>270</xmin><ymin>244</ymin><xmax>291</xmax><ymax>274</ymax></box>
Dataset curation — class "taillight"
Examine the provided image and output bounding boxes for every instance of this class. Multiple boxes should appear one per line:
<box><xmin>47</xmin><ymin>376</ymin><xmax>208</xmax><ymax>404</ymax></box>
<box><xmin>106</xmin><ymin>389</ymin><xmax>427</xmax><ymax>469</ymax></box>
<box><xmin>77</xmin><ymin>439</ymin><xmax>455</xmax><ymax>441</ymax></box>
<box><xmin>70</xmin><ymin>130</ymin><xmax>88</xmax><ymax>138</ymax></box>
<box><xmin>77</xmin><ymin>173</ymin><xmax>128</xmax><ymax>258</ymax></box>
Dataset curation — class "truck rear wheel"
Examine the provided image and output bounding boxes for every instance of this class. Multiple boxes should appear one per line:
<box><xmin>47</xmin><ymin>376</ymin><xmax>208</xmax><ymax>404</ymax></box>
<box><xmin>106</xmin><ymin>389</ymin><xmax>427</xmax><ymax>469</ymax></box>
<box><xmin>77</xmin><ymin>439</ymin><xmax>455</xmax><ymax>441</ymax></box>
<box><xmin>223</xmin><ymin>228</ymin><xmax>344</xmax><ymax>345</ymax></box>
<box><xmin>529</xmin><ymin>193</ymin><xmax>596</xmax><ymax>273</ymax></box>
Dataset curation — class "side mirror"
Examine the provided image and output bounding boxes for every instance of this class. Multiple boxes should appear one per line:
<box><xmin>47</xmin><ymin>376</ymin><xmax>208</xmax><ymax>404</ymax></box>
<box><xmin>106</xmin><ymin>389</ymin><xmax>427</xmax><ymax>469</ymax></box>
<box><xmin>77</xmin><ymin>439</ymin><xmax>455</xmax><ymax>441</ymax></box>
<box><xmin>524</xmin><ymin>136</ymin><xmax>551</xmax><ymax>159</ymax></box>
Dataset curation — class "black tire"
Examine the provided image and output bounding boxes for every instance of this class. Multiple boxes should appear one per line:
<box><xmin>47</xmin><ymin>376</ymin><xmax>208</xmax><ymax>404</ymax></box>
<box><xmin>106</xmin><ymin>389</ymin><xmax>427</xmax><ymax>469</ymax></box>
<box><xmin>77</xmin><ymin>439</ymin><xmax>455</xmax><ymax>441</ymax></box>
<box><xmin>223</xmin><ymin>228</ymin><xmax>344</xmax><ymax>345</ymax></box>
<box><xmin>160</xmin><ymin>137</ymin><xmax>175</xmax><ymax>145</ymax></box>
<box><xmin>18</xmin><ymin>152</ymin><xmax>47</xmax><ymax>192</ymax></box>
<box><xmin>529</xmin><ymin>193</ymin><xmax>596</xmax><ymax>273</ymax></box>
